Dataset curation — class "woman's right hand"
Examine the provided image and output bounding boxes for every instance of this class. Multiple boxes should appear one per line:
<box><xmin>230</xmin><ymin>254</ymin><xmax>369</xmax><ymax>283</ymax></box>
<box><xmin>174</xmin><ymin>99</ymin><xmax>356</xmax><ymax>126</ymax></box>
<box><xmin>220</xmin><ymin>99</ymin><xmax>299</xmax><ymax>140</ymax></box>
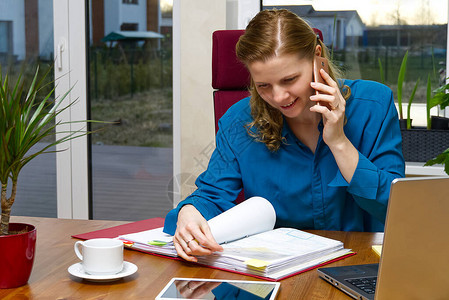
<box><xmin>173</xmin><ymin>205</ymin><xmax>223</xmax><ymax>262</ymax></box>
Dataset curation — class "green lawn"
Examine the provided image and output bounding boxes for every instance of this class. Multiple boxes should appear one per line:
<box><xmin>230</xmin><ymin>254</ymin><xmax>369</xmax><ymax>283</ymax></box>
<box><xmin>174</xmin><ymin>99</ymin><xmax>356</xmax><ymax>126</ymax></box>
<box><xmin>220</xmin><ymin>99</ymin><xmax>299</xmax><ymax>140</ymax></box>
<box><xmin>337</xmin><ymin>49</ymin><xmax>444</xmax><ymax>104</ymax></box>
<box><xmin>90</xmin><ymin>88</ymin><xmax>173</xmax><ymax>148</ymax></box>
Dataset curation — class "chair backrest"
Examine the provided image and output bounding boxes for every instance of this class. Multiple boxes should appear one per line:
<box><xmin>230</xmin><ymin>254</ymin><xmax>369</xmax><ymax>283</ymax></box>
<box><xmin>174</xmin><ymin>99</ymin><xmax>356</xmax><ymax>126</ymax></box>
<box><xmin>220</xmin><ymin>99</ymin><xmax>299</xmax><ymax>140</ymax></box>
<box><xmin>212</xmin><ymin>30</ymin><xmax>250</xmax><ymax>133</ymax></box>
<box><xmin>212</xmin><ymin>30</ymin><xmax>250</xmax><ymax>204</ymax></box>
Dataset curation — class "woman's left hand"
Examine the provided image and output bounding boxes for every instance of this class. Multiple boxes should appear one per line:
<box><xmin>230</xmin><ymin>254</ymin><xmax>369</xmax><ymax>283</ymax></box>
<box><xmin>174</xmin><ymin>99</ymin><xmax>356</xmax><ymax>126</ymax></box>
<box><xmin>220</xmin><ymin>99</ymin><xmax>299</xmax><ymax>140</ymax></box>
<box><xmin>309</xmin><ymin>68</ymin><xmax>347</xmax><ymax>148</ymax></box>
<box><xmin>309</xmin><ymin>68</ymin><xmax>358</xmax><ymax>184</ymax></box>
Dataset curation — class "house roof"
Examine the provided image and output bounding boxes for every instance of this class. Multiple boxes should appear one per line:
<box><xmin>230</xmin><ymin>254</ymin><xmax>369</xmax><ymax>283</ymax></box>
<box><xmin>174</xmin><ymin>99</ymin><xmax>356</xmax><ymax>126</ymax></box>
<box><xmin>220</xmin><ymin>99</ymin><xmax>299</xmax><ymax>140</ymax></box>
<box><xmin>265</xmin><ymin>5</ymin><xmax>316</xmax><ymax>15</ymax></box>
<box><xmin>264</xmin><ymin>5</ymin><xmax>315</xmax><ymax>16</ymax></box>
<box><xmin>101</xmin><ymin>31</ymin><xmax>164</xmax><ymax>42</ymax></box>
<box><xmin>263</xmin><ymin>5</ymin><xmax>364</xmax><ymax>26</ymax></box>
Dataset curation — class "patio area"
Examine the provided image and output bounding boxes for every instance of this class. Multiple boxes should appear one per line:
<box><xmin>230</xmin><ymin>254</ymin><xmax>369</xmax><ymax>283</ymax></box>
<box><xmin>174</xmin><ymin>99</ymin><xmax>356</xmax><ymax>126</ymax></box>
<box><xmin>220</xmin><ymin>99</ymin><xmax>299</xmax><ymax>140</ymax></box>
<box><xmin>10</xmin><ymin>143</ymin><xmax>174</xmax><ymax>221</ymax></box>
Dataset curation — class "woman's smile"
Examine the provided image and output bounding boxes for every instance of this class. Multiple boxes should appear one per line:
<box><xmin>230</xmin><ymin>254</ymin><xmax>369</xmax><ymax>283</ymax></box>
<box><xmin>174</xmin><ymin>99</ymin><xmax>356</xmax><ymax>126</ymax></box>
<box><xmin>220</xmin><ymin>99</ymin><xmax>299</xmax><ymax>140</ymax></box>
<box><xmin>281</xmin><ymin>98</ymin><xmax>298</xmax><ymax>109</ymax></box>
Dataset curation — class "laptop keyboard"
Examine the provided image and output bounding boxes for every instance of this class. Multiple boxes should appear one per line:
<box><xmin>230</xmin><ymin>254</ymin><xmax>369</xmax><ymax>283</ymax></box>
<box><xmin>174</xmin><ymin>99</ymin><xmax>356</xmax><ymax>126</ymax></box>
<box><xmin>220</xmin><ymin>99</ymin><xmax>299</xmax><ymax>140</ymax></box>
<box><xmin>346</xmin><ymin>277</ymin><xmax>377</xmax><ymax>294</ymax></box>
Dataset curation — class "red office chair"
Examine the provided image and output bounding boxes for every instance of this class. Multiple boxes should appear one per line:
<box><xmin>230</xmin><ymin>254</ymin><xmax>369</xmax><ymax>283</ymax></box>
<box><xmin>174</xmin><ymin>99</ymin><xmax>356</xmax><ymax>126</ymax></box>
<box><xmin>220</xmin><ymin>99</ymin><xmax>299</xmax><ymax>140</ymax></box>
<box><xmin>212</xmin><ymin>30</ymin><xmax>250</xmax><ymax>203</ymax></box>
<box><xmin>212</xmin><ymin>30</ymin><xmax>250</xmax><ymax>133</ymax></box>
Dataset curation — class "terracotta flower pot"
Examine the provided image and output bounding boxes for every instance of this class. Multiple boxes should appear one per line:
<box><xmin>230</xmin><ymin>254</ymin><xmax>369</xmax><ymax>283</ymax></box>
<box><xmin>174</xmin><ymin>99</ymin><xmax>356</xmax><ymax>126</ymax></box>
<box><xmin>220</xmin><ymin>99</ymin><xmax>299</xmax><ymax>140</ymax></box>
<box><xmin>0</xmin><ymin>223</ymin><xmax>37</xmax><ymax>288</ymax></box>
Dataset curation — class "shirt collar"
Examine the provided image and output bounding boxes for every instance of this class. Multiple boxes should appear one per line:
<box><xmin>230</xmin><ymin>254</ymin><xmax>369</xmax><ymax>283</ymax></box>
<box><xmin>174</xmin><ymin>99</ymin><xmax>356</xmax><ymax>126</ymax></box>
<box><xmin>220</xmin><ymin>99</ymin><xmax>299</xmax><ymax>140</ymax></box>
<box><xmin>281</xmin><ymin>117</ymin><xmax>324</xmax><ymax>138</ymax></box>
<box><xmin>281</xmin><ymin>118</ymin><xmax>292</xmax><ymax>138</ymax></box>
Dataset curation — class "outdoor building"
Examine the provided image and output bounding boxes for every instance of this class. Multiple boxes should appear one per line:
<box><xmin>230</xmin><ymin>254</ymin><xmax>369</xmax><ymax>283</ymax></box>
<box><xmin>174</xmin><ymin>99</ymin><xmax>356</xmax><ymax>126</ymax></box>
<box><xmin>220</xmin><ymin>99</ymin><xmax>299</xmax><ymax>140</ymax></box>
<box><xmin>0</xmin><ymin>0</ymin><xmax>169</xmax><ymax>64</ymax></box>
<box><xmin>364</xmin><ymin>24</ymin><xmax>447</xmax><ymax>52</ymax></box>
<box><xmin>264</xmin><ymin>5</ymin><xmax>365</xmax><ymax>50</ymax></box>
<box><xmin>90</xmin><ymin>0</ymin><xmax>162</xmax><ymax>47</ymax></box>
<box><xmin>0</xmin><ymin>0</ymin><xmax>53</xmax><ymax>63</ymax></box>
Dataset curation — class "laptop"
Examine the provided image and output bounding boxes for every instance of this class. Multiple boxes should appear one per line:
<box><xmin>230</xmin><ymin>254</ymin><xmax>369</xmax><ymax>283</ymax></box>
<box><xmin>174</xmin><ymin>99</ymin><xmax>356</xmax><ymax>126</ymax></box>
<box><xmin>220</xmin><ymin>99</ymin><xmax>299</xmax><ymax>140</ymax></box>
<box><xmin>317</xmin><ymin>177</ymin><xmax>449</xmax><ymax>300</ymax></box>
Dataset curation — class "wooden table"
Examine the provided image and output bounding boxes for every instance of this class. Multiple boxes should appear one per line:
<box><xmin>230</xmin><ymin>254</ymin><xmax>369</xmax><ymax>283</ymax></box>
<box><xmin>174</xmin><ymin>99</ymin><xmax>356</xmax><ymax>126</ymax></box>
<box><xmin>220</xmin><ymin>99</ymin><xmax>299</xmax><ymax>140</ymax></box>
<box><xmin>1</xmin><ymin>216</ymin><xmax>383</xmax><ymax>299</ymax></box>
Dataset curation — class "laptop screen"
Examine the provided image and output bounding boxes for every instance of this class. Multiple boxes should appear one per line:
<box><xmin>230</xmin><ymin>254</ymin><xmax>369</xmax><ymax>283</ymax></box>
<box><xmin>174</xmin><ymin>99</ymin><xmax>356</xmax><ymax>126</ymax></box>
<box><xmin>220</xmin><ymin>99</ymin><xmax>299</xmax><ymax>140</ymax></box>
<box><xmin>318</xmin><ymin>177</ymin><xmax>449</xmax><ymax>300</ymax></box>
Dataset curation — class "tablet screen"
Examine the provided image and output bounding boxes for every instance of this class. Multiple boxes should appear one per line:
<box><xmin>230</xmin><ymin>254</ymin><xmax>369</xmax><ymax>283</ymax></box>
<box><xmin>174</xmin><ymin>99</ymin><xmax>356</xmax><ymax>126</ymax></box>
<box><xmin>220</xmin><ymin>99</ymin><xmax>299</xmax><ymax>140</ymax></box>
<box><xmin>156</xmin><ymin>278</ymin><xmax>280</xmax><ymax>300</ymax></box>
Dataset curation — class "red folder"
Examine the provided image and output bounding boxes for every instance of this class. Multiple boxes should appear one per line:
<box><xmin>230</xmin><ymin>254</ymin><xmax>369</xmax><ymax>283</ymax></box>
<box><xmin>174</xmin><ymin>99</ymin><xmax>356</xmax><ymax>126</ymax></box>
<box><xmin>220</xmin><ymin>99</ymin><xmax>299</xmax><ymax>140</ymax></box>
<box><xmin>72</xmin><ymin>218</ymin><xmax>356</xmax><ymax>281</ymax></box>
<box><xmin>72</xmin><ymin>218</ymin><xmax>165</xmax><ymax>240</ymax></box>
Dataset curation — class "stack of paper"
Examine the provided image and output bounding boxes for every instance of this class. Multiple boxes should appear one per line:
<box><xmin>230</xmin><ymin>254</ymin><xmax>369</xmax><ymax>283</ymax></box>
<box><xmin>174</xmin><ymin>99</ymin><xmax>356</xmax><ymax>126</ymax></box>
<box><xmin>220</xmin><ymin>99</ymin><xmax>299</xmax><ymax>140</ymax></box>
<box><xmin>120</xmin><ymin>227</ymin><xmax>177</xmax><ymax>257</ymax></box>
<box><xmin>120</xmin><ymin>196</ymin><xmax>277</xmax><ymax>257</ymax></box>
<box><xmin>118</xmin><ymin>197</ymin><xmax>353</xmax><ymax>280</ymax></box>
<box><xmin>195</xmin><ymin>228</ymin><xmax>350</xmax><ymax>280</ymax></box>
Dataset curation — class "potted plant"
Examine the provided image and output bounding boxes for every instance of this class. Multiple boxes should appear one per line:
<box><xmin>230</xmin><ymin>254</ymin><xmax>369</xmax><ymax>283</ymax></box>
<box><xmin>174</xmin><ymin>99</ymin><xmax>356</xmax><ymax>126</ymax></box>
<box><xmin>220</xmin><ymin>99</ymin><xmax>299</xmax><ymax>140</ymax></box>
<box><xmin>399</xmin><ymin>74</ymin><xmax>449</xmax><ymax>162</ymax></box>
<box><xmin>383</xmin><ymin>47</ymin><xmax>449</xmax><ymax>163</ymax></box>
<box><xmin>395</xmin><ymin>51</ymin><xmax>421</xmax><ymax>130</ymax></box>
<box><xmin>396</xmin><ymin>51</ymin><xmax>408</xmax><ymax>129</ymax></box>
<box><xmin>0</xmin><ymin>65</ymin><xmax>90</xmax><ymax>288</ymax></box>
<box><xmin>425</xmin><ymin>147</ymin><xmax>449</xmax><ymax>175</ymax></box>
<box><xmin>425</xmin><ymin>80</ymin><xmax>449</xmax><ymax>175</ymax></box>
<box><xmin>428</xmin><ymin>79</ymin><xmax>449</xmax><ymax>130</ymax></box>
<box><xmin>405</xmin><ymin>77</ymin><xmax>420</xmax><ymax>130</ymax></box>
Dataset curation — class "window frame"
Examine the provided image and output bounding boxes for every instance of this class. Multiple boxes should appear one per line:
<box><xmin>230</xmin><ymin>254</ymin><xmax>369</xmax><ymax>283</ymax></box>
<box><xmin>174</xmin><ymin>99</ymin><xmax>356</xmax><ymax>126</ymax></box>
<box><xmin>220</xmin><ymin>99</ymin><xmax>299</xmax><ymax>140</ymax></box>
<box><xmin>54</xmin><ymin>0</ymin><xmax>89</xmax><ymax>219</ymax></box>
<box><xmin>123</xmin><ymin>0</ymin><xmax>139</xmax><ymax>5</ymax></box>
<box><xmin>54</xmin><ymin>0</ymin><xmax>179</xmax><ymax>218</ymax></box>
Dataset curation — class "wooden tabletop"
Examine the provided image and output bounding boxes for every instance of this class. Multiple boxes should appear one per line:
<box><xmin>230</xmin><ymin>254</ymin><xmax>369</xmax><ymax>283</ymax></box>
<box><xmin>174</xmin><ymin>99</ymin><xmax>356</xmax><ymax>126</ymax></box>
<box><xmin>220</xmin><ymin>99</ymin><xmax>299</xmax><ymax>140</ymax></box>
<box><xmin>1</xmin><ymin>216</ymin><xmax>383</xmax><ymax>299</ymax></box>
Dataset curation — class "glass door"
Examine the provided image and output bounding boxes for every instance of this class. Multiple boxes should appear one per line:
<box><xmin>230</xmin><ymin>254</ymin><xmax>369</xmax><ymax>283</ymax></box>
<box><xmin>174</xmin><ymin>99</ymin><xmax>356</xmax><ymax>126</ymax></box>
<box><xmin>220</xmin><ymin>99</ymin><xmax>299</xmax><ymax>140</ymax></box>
<box><xmin>0</xmin><ymin>0</ymin><xmax>57</xmax><ymax>217</ymax></box>
<box><xmin>88</xmin><ymin>0</ymin><xmax>173</xmax><ymax>220</ymax></box>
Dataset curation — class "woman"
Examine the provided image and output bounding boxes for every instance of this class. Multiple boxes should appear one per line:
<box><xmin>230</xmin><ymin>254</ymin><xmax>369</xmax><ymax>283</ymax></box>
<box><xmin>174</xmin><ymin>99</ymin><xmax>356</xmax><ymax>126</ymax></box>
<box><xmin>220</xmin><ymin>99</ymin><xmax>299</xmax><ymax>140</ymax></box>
<box><xmin>164</xmin><ymin>9</ymin><xmax>405</xmax><ymax>262</ymax></box>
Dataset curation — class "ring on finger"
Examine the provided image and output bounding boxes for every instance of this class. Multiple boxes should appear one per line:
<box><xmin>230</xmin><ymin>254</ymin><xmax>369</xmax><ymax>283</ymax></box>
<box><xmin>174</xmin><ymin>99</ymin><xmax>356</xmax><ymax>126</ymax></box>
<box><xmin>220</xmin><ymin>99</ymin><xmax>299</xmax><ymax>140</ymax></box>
<box><xmin>331</xmin><ymin>102</ymin><xmax>340</xmax><ymax>110</ymax></box>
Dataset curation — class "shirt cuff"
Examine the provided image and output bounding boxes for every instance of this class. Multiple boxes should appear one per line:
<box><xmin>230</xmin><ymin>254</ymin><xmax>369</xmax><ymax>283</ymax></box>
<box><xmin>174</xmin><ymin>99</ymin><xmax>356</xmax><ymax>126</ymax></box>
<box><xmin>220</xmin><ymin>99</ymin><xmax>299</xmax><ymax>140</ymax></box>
<box><xmin>328</xmin><ymin>152</ymin><xmax>379</xmax><ymax>200</ymax></box>
<box><xmin>162</xmin><ymin>198</ymin><xmax>196</xmax><ymax>235</ymax></box>
<box><xmin>162</xmin><ymin>197</ymin><xmax>223</xmax><ymax>235</ymax></box>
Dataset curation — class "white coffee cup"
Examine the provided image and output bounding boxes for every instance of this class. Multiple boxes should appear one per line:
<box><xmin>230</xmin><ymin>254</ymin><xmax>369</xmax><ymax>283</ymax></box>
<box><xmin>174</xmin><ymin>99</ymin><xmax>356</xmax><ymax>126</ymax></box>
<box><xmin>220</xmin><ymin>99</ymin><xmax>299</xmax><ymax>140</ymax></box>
<box><xmin>74</xmin><ymin>238</ymin><xmax>124</xmax><ymax>275</ymax></box>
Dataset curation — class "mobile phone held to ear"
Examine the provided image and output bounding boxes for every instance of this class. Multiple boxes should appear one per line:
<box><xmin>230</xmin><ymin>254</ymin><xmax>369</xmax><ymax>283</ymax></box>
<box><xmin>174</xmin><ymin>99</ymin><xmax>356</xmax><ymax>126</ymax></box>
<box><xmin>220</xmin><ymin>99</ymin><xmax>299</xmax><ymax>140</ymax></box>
<box><xmin>313</xmin><ymin>56</ymin><xmax>329</xmax><ymax>95</ymax></box>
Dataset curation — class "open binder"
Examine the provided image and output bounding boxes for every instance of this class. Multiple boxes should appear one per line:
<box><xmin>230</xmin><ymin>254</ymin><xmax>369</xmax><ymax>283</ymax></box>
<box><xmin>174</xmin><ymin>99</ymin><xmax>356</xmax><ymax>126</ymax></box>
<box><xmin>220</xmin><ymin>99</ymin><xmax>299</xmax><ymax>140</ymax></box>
<box><xmin>73</xmin><ymin>197</ymin><xmax>355</xmax><ymax>281</ymax></box>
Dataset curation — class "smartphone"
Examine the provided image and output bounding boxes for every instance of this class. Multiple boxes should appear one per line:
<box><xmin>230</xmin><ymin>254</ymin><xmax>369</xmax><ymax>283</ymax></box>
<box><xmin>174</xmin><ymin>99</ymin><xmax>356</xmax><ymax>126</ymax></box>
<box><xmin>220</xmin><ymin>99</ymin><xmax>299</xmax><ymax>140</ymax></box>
<box><xmin>313</xmin><ymin>56</ymin><xmax>329</xmax><ymax>95</ymax></box>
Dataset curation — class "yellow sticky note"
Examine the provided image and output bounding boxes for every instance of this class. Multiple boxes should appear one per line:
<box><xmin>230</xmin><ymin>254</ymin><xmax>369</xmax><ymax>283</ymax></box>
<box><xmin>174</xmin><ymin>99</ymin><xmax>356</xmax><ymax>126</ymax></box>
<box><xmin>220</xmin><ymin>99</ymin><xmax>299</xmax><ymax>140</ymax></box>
<box><xmin>372</xmin><ymin>245</ymin><xmax>382</xmax><ymax>257</ymax></box>
<box><xmin>245</xmin><ymin>259</ymin><xmax>269</xmax><ymax>269</ymax></box>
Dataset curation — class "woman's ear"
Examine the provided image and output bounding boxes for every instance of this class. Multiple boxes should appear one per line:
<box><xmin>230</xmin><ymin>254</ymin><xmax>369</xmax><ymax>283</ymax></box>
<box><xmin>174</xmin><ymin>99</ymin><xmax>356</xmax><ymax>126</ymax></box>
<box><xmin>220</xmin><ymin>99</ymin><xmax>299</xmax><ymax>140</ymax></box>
<box><xmin>315</xmin><ymin>45</ymin><xmax>322</xmax><ymax>57</ymax></box>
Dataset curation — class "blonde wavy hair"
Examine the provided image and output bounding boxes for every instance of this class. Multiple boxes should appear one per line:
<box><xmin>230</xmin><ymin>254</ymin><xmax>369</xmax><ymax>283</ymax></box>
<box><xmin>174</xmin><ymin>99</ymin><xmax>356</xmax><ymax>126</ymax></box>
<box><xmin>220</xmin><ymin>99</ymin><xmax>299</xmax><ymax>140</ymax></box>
<box><xmin>236</xmin><ymin>9</ymin><xmax>348</xmax><ymax>152</ymax></box>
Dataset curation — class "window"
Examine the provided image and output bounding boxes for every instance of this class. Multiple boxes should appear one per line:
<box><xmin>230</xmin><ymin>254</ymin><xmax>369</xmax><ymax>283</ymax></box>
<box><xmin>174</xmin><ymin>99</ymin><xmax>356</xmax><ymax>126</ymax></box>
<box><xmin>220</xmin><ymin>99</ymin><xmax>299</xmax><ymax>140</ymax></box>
<box><xmin>89</xmin><ymin>0</ymin><xmax>173</xmax><ymax>221</ymax></box>
<box><xmin>0</xmin><ymin>21</ymin><xmax>12</xmax><ymax>54</ymax></box>
<box><xmin>120</xmin><ymin>23</ymin><xmax>139</xmax><ymax>31</ymax></box>
<box><xmin>262</xmin><ymin>1</ymin><xmax>448</xmax><ymax>126</ymax></box>
<box><xmin>123</xmin><ymin>0</ymin><xmax>139</xmax><ymax>4</ymax></box>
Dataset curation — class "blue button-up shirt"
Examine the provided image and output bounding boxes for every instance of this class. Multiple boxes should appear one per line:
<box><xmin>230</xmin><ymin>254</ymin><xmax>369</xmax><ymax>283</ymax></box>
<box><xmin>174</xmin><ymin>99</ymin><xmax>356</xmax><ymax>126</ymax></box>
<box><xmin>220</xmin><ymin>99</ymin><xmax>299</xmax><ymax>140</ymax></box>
<box><xmin>164</xmin><ymin>79</ymin><xmax>405</xmax><ymax>234</ymax></box>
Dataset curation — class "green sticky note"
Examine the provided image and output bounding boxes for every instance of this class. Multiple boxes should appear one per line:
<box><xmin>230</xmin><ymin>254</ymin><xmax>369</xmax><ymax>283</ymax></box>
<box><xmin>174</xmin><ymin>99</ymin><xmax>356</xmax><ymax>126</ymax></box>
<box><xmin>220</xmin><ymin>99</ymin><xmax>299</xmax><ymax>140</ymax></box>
<box><xmin>148</xmin><ymin>240</ymin><xmax>168</xmax><ymax>246</ymax></box>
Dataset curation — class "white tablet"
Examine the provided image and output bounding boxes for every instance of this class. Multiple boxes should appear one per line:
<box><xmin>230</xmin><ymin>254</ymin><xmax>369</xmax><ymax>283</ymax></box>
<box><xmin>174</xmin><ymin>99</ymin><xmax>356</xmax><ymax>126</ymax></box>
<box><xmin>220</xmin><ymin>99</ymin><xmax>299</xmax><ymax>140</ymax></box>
<box><xmin>156</xmin><ymin>278</ymin><xmax>280</xmax><ymax>300</ymax></box>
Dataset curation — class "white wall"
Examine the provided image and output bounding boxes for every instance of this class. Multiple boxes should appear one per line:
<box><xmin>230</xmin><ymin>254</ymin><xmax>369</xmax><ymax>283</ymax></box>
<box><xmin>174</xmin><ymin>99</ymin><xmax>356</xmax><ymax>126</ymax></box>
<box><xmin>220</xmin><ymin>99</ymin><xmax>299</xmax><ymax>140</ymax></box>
<box><xmin>175</xmin><ymin>0</ymin><xmax>226</xmax><ymax>202</ymax></box>
<box><xmin>226</xmin><ymin>0</ymin><xmax>259</xmax><ymax>29</ymax></box>
<box><xmin>121</xmin><ymin>0</ymin><xmax>147</xmax><ymax>31</ymax></box>
<box><xmin>237</xmin><ymin>0</ymin><xmax>259</xmax><ymax>29</ymax></box>
<box><xmin>104</xmin><ymin>0</ymin><xmax>121</xmax><ymax>34</ymax></box>
<box><xmin>174</xmin><ymin>0</ymin><xmax>260</xmax><ymax>203</ymax></box>
<box><xmin>346</xmin><ymin>16</ymin><xmax>364</xmax><ymax>36</ymax></box>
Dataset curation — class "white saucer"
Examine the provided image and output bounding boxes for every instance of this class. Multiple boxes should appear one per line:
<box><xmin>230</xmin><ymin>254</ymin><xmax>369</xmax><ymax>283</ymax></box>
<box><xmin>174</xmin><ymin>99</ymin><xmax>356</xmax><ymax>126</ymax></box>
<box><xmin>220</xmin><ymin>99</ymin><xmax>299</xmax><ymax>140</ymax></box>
<box><xmin>68</xmin><ymin>261</ymin><xmax>138</xmax><ymax>281</ymax></box>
